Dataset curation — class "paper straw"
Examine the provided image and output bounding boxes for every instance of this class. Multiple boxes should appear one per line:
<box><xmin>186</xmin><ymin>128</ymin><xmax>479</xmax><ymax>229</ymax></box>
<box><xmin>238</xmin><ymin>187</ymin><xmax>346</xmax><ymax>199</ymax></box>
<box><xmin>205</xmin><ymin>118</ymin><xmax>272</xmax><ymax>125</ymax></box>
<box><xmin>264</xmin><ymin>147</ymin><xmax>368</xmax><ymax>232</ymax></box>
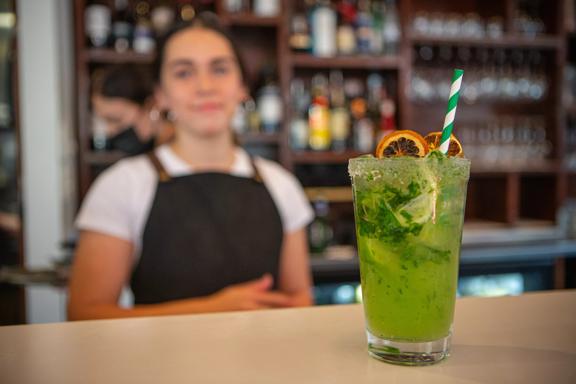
<box><xmin>439</xmin><ymin>69</ymin><xmax>464</xmax><ymax>155</ymax></box>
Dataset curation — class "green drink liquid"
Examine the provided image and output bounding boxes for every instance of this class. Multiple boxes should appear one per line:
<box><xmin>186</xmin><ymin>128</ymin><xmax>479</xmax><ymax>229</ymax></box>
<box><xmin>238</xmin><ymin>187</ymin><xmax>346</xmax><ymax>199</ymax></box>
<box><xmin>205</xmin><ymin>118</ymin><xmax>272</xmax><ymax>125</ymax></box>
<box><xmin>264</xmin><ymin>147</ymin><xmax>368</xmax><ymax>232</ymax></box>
<box><xmin>350</xmin><ymin>154</ymin><xmax>470</xmax><ymax>342</ymax></box>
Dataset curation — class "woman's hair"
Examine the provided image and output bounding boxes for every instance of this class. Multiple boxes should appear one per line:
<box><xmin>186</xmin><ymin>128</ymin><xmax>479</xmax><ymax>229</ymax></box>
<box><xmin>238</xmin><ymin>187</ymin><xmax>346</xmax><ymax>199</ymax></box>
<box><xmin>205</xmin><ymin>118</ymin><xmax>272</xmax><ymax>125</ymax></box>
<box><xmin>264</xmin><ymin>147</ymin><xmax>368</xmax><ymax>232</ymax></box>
<box><xmin>91</xmin><ymin>64</ymin><xmax>154</xmax><ymax>106</ymax></box>
<box><xmin>152</xmin><ymin>12</ymin><xmax>249</xmax><ymax>86</ymax></box>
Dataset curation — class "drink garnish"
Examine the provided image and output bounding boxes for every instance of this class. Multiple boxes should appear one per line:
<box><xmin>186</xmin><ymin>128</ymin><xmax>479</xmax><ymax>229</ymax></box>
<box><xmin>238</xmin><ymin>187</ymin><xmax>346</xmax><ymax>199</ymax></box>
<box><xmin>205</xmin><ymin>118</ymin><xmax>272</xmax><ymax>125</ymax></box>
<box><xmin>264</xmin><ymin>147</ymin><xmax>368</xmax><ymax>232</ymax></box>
<box><xmin>375</xmin><ymin>130</ymin><xmax>429</xmax><ymax>158</ymax></box>
<box><xmin>424</xmin><ymin>132</ymin><xmax>464</xmax><ymax>157</ymax></box>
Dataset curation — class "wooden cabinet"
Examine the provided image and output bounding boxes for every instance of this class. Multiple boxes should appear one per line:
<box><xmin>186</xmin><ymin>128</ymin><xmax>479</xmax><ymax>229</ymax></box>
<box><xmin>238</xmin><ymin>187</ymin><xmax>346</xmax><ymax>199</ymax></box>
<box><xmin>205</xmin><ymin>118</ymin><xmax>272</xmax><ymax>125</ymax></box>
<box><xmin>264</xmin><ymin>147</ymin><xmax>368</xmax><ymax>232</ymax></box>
<box><xmin>73</xmin><ymin>0</ymin><xmax>572</xmax><ymax>232</ymax></box>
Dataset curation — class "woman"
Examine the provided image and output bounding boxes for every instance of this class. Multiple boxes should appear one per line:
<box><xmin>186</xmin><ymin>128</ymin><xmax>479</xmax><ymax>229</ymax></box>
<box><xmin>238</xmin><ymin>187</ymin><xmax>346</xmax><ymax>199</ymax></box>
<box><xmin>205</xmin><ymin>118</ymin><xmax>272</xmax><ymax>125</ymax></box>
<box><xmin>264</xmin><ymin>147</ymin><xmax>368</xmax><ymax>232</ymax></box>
<box><xmin>91</xmin><ymin>64</ymin><xmax>173</xmax><ymax>155</ymax></box>
<box><xmin>68</xmin><ymin>13</ymin><xmax>314</xmax><ymax>320</ymax></box>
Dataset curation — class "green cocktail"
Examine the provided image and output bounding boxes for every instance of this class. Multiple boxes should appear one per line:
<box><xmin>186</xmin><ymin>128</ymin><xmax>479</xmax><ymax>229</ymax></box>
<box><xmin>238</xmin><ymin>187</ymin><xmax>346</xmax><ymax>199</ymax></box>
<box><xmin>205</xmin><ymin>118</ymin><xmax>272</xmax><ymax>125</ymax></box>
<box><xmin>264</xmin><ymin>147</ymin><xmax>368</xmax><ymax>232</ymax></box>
<box><xmin>349</xmin><ymin>153</ymin><xmax>470</xmax><ymax>365</ymax></box>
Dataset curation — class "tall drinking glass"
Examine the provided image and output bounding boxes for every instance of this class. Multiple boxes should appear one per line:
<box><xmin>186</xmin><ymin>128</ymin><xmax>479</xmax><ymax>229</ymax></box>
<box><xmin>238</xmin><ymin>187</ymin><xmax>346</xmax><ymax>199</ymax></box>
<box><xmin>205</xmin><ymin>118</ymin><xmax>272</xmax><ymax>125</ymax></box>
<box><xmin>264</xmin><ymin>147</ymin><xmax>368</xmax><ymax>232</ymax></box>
<box><xmin>349</xmin><ymin>155</ymin><xmax>470</xmax><ymax>365</ymax></box>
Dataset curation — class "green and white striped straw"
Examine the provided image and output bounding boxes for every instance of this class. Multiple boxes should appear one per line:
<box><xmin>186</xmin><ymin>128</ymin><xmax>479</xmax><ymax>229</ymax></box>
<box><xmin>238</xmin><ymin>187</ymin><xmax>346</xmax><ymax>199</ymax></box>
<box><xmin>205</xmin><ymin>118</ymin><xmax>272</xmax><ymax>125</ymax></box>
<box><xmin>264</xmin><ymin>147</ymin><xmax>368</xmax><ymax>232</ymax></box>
<box><xmin>439</xmin><ymin>69</ymin><xmax>464</xmax><ymax>155</ymax></box>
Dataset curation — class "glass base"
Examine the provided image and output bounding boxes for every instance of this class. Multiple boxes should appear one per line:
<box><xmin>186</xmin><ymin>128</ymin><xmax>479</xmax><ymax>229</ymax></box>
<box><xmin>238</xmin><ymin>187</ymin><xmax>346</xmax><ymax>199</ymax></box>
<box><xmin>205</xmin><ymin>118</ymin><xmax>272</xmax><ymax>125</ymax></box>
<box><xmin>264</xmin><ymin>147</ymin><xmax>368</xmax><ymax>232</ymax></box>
<box><xmin>366</xmin><ymin>329</ymin><xmax>451</xmax><ymax>366</ymax></box>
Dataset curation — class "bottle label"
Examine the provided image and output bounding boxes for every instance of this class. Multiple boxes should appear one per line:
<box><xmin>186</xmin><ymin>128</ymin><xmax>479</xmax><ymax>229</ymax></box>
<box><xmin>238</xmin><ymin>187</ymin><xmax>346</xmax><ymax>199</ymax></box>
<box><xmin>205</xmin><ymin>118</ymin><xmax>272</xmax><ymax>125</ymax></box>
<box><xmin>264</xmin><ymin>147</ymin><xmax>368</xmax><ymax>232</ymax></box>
<box><xmin>355</xmin><ymin>118</ymin><xmax>374</xmax><ymax>152</ymax></box>
<box><xmin>258</xmin><ymin>93</ymin><xmax>282</xmax><ymax>128</ymax></box>
<box><xmin>330</xmin><ymin>108</ymin><xmax>350</xmax><ymax>141</ymax></box>
<box><xmin>291</xmin><ymin>118</ymin><xmax>309</xmax><ymax>150</ymax></box>
<box><xmin>309</xmin><ymin>105</ymin><xmax>331</xmax><ymax>150</ymax></box>
<box><xmin>337</xmin><ymin>25</ymin><xmax>356</xmax><ymax>55</ymax></box>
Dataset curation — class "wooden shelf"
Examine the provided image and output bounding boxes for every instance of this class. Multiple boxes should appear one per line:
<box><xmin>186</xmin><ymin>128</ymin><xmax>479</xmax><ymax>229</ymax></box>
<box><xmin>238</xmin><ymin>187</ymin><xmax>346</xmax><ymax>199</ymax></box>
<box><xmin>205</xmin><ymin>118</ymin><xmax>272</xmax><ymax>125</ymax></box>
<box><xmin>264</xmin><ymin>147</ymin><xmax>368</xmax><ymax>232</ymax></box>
<box><xmin>83</xmin><ymin>49</ymin><xmax>154</xmax><ymax>64</ymax></box>
<box><xmin>237</xmin><ymin>132</ymin><xmax>281</xmax><ymax>144</ymax></box>
<box><xmin>291</xmin><ymin>150</ymin><xmax>366</xmax><ymax>164</ymax></box>
<box><xmin>409</xmin><ymin>34</ymin><xmax>563</xmax><ymax>49</ymax></box>
<box><xmin>84</xmin><ymin>151</ymin><xmax>125</xmax><ymax>166</ymax></box>
<box><xmin>220</xmin><ymin>13</ymin><xmax>280</xmax><ymax>27</ymax></box>
<box><xmin>304</xmin><ymin>186</ymin><xmax>352</xmax><ymax>202</ymax></box>
<box><xmin>290</xmin><ymin>53</ymin><xmax>401</xmax><ymax>69</ymax></box>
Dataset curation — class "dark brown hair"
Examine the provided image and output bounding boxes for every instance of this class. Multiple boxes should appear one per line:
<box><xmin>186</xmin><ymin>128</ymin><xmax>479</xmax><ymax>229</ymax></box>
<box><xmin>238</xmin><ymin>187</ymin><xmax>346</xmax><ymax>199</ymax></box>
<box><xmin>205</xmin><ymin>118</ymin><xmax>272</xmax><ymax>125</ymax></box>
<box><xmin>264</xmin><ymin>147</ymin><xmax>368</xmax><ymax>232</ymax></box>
<box><xmin>152</xmin><ymin>12</ymin><xmax>248</xmax><ymax>86</ymax></box>
<box><xmin>92</xmin><ymin>64</ymin><xmax>153</xmax><ymax>106</ymax></box>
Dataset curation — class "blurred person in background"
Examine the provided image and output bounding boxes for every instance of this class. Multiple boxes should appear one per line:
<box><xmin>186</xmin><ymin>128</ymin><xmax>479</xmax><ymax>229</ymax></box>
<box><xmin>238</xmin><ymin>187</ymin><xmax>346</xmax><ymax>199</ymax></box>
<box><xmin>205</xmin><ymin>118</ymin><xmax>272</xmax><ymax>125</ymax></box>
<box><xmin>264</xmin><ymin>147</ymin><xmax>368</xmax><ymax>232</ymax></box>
<box><xmin>91</xmin><ymin>63</ymin><xmax>174</xmax><ymax>155</ymax></box>
<box><xmin>68</xmin><ymin>13</ymin><xmax>314</xmax><ymax>320</ymax></box>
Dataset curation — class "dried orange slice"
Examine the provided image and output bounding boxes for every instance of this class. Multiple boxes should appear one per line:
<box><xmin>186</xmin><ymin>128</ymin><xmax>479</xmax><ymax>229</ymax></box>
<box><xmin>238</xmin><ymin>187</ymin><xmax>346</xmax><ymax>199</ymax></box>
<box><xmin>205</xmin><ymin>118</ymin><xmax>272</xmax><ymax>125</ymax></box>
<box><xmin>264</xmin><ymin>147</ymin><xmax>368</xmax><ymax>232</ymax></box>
<box><xmin>424</xmin><ymin>132</ymin><xmax>464</xmax><ymax>157</ymax></box>
<box><xmin>375</xmin><ymin>130</ymin><xmax>429</xmax><ymax>158</ymax></box>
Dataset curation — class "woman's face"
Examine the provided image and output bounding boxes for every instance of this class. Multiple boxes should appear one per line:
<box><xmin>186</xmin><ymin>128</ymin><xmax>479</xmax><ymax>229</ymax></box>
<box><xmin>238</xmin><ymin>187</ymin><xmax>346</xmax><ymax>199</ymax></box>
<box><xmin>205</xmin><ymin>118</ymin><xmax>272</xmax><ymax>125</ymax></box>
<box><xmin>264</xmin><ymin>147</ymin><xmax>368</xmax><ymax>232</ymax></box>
<box><xmin>92</xmin><ymin>95</ymin><xmax>141</xmax><ymax>137</ymax></box>
<box><xmin>156</xmin><ymin>28</ymin><xmax>247</xmax><ymax>139</ymax></box>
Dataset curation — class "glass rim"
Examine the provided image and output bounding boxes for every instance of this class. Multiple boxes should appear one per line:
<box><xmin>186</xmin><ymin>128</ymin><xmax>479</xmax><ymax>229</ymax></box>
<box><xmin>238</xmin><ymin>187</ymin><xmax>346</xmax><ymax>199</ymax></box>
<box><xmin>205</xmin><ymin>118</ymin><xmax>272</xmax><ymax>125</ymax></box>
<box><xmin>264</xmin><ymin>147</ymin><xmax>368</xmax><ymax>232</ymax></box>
<box><xmin>348</xmin><ymin>155</ymin><xmax>471</xmax><ymax>166</ymax></box>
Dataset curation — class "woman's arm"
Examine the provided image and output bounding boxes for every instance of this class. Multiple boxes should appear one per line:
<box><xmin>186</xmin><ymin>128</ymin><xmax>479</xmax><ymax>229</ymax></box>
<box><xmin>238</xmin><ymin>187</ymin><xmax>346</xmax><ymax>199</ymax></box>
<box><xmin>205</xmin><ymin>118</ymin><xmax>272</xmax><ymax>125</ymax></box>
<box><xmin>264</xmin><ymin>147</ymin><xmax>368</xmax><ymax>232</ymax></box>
<box><xmin>277</xmin><ymin>228</ymin><xmax>314</xmax><ymax>306</ymax></box>
<box><xmin>67</xmin><ymin>231</ymin><xmax>212</xmax><ymax>320</ymax></box>
<box><xmin>68</xmin><ymin>231</ymin><xmax>295</xmax><ymax>320</ymax></box>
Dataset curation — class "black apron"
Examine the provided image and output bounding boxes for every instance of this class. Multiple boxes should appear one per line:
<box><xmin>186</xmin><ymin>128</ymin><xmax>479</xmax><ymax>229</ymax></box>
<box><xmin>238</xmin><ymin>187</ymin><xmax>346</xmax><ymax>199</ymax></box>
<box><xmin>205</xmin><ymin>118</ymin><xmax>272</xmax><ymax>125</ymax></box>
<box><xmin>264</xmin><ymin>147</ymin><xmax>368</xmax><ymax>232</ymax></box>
<box><xmin>130</xmin><ymin>151</ymin><xmax>284</xmax><ymax>305</ymax></box>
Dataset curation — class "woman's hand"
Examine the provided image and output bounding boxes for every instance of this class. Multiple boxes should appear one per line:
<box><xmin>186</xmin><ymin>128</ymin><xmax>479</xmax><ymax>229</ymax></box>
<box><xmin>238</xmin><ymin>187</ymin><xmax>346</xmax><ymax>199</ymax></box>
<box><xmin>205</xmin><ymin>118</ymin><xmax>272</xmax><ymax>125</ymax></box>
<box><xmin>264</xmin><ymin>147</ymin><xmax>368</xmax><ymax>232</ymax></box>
<box><xmin>207</xmin><ymin>274</ymin><xmax>295</xmax><ymax>312</ymax></box>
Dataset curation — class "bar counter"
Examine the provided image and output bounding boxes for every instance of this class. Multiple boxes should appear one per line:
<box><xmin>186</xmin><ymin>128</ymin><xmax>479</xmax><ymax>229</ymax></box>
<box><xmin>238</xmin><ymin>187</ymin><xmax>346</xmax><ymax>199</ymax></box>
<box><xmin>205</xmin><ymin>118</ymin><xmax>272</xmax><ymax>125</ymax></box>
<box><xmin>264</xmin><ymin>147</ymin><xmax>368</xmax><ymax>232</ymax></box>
<box><xmin>1</xmin><ymin>290</ymin><xmax>575</xmax><ymax>383</ymax></box>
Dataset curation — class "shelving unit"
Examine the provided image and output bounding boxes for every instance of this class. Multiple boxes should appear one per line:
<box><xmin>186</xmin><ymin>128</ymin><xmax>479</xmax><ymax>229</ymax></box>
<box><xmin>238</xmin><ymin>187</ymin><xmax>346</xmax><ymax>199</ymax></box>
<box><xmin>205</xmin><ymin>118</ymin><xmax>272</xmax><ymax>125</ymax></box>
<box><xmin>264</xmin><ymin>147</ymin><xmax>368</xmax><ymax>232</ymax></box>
<box><xmin>290</xmin><ymin>53</ymin><xmax>402</xmax><ymax>69</ymax></box>
<box><xmin>83</xmin><ymin>48</ymin><xmax>154</xmax><ymax>63</ymax></box>
<box><xmin>220</xmin><ymin>14</ymin><xmax>281</xmax><ymax>27</ymax></box>
<box><xmin>409</xmin><ymin>34</ymin><xmax>563</xmax><ymax>50</ymax></box>
<box><xmin>291</xmin><ymin>150</ymin><xmax>365</xmax><ymax>164</ymax></box>
<box><xmin>73</xmin><ymin>0</ymin><xmax>572</xmax><ymax>232</ymax></box>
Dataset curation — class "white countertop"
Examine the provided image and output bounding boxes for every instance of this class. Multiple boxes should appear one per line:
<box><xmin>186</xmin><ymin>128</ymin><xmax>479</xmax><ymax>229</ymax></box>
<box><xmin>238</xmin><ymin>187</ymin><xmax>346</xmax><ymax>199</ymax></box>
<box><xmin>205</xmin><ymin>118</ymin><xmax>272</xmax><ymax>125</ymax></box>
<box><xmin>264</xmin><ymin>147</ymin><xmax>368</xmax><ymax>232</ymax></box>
<box><xmin>1</xmin><ymin>290</ymin><xmax>575</xmax><ymax>384</ymax></box>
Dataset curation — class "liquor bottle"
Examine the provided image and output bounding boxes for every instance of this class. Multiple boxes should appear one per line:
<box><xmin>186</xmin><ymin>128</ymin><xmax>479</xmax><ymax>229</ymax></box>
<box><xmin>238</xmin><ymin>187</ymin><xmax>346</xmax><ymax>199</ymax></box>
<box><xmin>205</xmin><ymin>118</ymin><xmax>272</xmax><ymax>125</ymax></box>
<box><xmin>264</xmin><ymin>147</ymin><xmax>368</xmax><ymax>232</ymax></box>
<box><xmin>382</xmin><ymin>0</ymin><xmax>401</xmax><ymax>54</ymax></box>
<box><xmin>231</xmin><ymin>103</ymin><xmax>247</xmax><ymax>134</ymax></box>
<box><xmin>176</xmin><ymin>0</ymin><xmax>196</xmax><ymax>22</ymax></box>
<box><xmin>257</xmin><ymin>73</ymin><xmax>283</xmax><ymax>134</ymax></box>
<box><xmin>290</xmin><ymin>14</ymin><xmax>311</xmax><ymax>52</ymax></box>
<box><xmin>254</xmin><ymin>0</ymin><xmax>280</xmax><ymax>17</ymax></box>
<box><xmin>111</xmin><ymin>0</ymin><xmax>133</xmax><ymax>52</ymax></box>
<box><xmin>370</xmin><ymin>1</ymin><xmax>385</xmax><ymax>54</ymax></box>
<box><xmin>133</xmin><ymin>1</ymin><xmax>155</xmax><ymax>54</ymax></box>
<box><xmin>378</xmin><ymin>86</ymin><xmax>397</xmax><ymax>142</ymax></box>
<box><xmin>336</xmin><ymin>0</ymin><xmax>357</xmax><ymax>55</ymax></box>
<box><xmin>308</xmin><ymin>198</ymin><xmax>333</xmax><ymax>255</ymax></box>
<box><xmin>258</xmin><ymin>84</ymin><xmax>282</xmax><ymax>134</ymax></box>
<box><xmin>366</xmin><ymin>73</ymin><xmax>383</xmax><ymax>127</ymax></box>
<box><xmin>290</xmin><ymin>78</ymin><xmax>310</xmax><ymax>150</ymax></box>
<box><xmin>151</xmin><ymin>1</ymin><xmax>175</xmax><ymax>36</ymax></box>
<box><xmin>355</xmin><ymin>0</ymin><xmax>374</xmax><ymax>55</ymax></box>
<box><xmin>308</xmin><ymin>73</ymin><xmax>332</xmax><ymax>151</ymax></box>
<box><xmin>85</xmin><ymin>3</ymin><xmax>111</xmax><ymax>48</ymax></box>
<box><xmin>310</xmin><ymin>0</ymin><xmax>337</xmax><ymax>57</ymax></box>
<box><xmin>351</xmin><ymin>96</ymin><xmax>374</xmax><ymax>152</ymax></box>
<box><xmin>244</xmin><ymin>98</ymin><xmax>261</xmax><ymax>133</ymax></box>
<box><xmin>91</xmin><ymin>114</ymin><xmax>108</xmax><ymax>151</ymax></box>
<box><xmin>223</xmin><ymin>0</ymin><xmax>247</xmax><ymax>13</ymax></box>
<box><xmin>329</xmin><ymin>70</ymin><xmax>350</xmax><ymax>152</ymax></box>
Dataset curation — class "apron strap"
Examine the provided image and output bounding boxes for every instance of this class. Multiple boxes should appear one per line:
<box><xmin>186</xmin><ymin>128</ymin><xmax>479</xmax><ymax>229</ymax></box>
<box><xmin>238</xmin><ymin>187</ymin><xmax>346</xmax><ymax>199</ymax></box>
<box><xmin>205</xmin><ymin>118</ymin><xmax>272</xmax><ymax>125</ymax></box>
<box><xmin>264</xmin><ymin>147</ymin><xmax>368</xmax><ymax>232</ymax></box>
<box><xmin>147</xmin><ymin>149</ymin><xmax>263</xmax><ymax>184</ymax></box>
<box><xmin>249</xmin><ymin>156</ymin><xmax>264</xmax><ymax>183</ymax></box>
<box><xmin>146</xmin><ymin>151</ymin><xmax>171</xmax><ymax>182</ymax></box>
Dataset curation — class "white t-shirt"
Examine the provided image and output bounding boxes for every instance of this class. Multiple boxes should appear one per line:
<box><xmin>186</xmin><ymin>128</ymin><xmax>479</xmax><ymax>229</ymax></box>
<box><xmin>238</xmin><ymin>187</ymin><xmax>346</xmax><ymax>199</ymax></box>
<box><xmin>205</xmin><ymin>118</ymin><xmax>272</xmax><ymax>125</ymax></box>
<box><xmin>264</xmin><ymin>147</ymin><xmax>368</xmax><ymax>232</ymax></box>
<box><xmin>76</xmin><ymin>145</ymin><xmax>314</xmax><ymax>260</ymax></box>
